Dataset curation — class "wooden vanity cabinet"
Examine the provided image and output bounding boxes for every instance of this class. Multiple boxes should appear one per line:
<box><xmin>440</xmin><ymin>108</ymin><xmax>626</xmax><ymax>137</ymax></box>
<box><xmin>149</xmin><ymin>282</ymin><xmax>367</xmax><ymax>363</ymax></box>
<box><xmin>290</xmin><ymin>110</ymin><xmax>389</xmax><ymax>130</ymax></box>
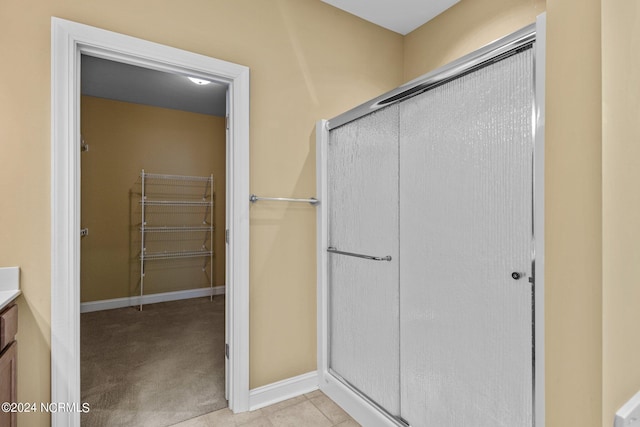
<box><xmin>0</xmin><ymin>304</ymin><xmax>17</xmax><ymax>427</ymax></box>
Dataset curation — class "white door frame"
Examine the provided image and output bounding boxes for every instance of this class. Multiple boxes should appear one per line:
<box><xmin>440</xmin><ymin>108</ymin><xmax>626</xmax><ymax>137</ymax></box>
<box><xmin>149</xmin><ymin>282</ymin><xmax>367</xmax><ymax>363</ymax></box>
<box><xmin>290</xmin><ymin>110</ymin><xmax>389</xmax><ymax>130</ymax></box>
<box><xmin>51</xmin><ymin>17</ymin><xmax>251</xmax><ymax>425</ymax></box>
<box><xmin>316</xmin><ymin>14</ymin><xmax>546</xmax><ymax>427</ymax></box>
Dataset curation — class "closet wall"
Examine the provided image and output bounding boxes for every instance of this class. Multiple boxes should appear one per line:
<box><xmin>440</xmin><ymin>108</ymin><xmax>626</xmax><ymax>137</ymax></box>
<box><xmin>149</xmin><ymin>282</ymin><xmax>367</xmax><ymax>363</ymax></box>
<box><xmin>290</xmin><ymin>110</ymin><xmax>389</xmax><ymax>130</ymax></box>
<box><xmin>80</xmin><ymin>95</ymin><xmax>226</xmax><ymax>303</ymax></box>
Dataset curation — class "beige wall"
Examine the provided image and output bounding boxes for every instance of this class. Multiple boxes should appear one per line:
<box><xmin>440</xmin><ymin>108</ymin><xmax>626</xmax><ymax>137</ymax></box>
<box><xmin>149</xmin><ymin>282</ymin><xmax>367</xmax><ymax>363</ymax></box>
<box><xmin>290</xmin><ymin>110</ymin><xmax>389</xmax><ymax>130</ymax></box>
<box><xmin>602</xmin><ymin>1</ymin><xmax>640</xmax><ymax>425</ymax></box>
<box><xmin>80</xmin><ymin>96</ymin><xmax>226</xmax><ymax>302</ymax></box>
<box><xmin>545</xmin><ymin>1</ymin><xmax>603</xmax><ymax>425</ymax></box>
<box><xmin>403</xmin><ymin>0</ymin><xmax>545</xmax><ymax>80</ymax></box>
<box><xmin>0</xmin><ymin>1</ymin><xmax>403</xmax><ymax>424</ymax></box>
<box><xmin>5</xmin><ymin>0</ymin><xmax>638</xmax><ymax>425</ymax></box>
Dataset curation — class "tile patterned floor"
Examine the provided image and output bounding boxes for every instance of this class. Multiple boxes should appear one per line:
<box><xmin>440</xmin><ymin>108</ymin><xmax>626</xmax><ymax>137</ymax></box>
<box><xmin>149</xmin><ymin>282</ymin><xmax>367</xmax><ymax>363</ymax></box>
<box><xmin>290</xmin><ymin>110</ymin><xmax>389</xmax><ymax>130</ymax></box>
<box><xmin>171</xmin><ymin>390</ymin><xmax>361</xmax><ymax>427</ymax></box>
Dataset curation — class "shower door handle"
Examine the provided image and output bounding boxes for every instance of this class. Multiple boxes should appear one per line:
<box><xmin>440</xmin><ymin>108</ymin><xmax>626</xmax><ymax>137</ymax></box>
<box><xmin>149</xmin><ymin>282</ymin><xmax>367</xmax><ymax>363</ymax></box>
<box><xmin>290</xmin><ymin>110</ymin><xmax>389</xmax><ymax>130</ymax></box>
<box><xmin>327</xmin><ymin>247</ymin><xmax>392</xmax><ymax>262</ymax></box>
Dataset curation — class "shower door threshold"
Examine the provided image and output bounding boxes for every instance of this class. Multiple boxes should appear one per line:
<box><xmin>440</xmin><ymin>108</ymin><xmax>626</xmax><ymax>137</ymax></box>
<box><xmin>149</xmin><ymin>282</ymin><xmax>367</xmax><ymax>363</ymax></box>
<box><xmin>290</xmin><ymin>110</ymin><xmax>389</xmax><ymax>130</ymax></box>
<box><xmin>323</xmin><ymin>369</ymin><xmax>408</xmax><ymax>427</ymax></box>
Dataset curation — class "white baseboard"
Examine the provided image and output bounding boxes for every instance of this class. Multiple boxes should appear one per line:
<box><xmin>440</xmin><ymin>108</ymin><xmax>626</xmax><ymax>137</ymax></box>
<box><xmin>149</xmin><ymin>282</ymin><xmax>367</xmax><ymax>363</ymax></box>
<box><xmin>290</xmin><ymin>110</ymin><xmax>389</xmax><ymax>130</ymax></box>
<box><xmin>80</xmin><ymin>286</ymin><xmax>225</xmax><ymax>313</ymax></box>
<box><xmin>249</xmin><ymin>371</ymin><xmax>319</xmax><ymax>411</ymax></box>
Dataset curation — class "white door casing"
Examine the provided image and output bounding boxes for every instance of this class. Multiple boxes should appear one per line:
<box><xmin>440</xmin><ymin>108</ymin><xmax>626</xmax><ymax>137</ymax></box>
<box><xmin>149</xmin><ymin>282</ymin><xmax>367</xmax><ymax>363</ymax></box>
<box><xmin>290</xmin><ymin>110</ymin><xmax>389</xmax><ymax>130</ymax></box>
<box><xmin>51</xmin><ymin>17</ymin><xmax>251</xmax><ymax>426</ymax></box>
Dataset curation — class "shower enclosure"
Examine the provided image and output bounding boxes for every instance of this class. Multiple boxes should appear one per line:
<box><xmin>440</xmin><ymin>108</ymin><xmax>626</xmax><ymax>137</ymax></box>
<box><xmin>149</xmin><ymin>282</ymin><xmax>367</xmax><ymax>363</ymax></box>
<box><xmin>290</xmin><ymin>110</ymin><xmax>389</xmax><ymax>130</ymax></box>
<box><xmin>317</xmin><ymin>18</ymin><xmax>545</xmax><ymax>427</ymax></box>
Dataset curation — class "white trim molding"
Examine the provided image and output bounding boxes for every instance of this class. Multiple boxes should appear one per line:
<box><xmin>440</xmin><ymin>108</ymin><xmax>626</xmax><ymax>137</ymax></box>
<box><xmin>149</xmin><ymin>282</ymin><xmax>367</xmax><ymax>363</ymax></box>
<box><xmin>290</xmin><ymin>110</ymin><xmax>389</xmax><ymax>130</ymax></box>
<box><xmin>316</xmin><ymin>120</ymin><xmax>400</xmax><ymax>427</ymax></box>
<box><xmin>249</xmin><ymin>372</ymin><xmax>319</xmax><ymax>411</ymax></box>
<box><xmin>51</xmin><ymin>17</ymin><xmax>251</xmax><ymax>426</ymax></box>
<box><xmin>533</xmin><ymin>12</ymin><xmax>546</xmax><ymax>427</ymax></box>
<box><xmin>315</xmin><ymin>119</ymin><xmax>329</xmax><ymax>380</ymax></box>
<box><xmin>80</xmin><ymin>286</ymin><xmax>226</xmax><ymax>313</ymax></box>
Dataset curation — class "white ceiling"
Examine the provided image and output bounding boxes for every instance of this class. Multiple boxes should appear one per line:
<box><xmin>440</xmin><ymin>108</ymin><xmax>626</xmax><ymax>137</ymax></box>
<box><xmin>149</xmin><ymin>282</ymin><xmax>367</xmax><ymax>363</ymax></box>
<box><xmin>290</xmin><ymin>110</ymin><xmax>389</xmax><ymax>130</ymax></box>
<box><xmin>82</xmin><ymin>2</ymin><xmax>459</xmax><ymax>115</ymax></box>
<box><xmin>321</xmin><ymin>0</ymin><xmax>460</xmax><ymax>35</ymax></box>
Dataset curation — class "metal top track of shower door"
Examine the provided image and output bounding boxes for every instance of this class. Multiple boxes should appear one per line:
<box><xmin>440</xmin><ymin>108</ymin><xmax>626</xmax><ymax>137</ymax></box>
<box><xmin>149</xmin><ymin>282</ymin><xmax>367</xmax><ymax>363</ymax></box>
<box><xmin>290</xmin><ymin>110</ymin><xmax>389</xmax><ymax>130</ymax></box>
<box><xmin>326</xmin><ymin>23</ymin><xmax>536</xmax><ymax>130</ymax></box>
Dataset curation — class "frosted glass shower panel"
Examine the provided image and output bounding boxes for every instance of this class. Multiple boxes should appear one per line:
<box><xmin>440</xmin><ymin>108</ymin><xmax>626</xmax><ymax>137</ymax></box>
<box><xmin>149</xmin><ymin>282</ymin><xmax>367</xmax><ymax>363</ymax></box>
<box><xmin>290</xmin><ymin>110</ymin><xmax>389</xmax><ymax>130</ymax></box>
<box><xmin>327</xmin><ymin>105</ymin><xmax>400</xmax><ymax>415</ymax></box>
<box><xmin>399</xmin><ymin>49</ymin><xmax>535</xmax><ymax>426</ymax></box>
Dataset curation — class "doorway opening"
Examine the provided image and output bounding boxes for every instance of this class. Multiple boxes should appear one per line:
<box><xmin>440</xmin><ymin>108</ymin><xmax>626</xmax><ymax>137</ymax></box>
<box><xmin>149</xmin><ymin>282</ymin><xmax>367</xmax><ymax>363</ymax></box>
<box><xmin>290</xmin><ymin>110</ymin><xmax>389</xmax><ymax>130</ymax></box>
<box><xmin>79</xmin><ymin>54</ymin><xmax>228</xmax><ymax>425</ymax></box>
<box><xmin>51</xmin><ymin>18</ymin><xmax>250</xmax><ymax>426</ymax></box>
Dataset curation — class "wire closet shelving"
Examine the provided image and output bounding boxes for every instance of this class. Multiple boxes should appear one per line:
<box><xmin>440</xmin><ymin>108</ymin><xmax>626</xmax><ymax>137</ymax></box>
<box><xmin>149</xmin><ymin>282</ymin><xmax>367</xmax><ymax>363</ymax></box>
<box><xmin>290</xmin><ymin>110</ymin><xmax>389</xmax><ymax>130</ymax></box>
<box><xmin>139</xmin><ymin>170</ymin><xmax>214</xmax><ymax>310</ymax></box>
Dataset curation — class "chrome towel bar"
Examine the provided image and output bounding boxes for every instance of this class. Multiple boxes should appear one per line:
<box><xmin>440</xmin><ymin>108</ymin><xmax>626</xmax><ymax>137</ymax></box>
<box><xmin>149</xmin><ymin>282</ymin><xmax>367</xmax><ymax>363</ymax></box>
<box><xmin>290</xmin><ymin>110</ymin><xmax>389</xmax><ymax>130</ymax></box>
<box><xmin>327</xmin><ymin>247</ymin><xmax>392</xmax><ymax>262</ymax></box>
<box><xmin>250</xmin><ymin>194</ymin><xmax>319</xmax><ymax>206</ymax></box>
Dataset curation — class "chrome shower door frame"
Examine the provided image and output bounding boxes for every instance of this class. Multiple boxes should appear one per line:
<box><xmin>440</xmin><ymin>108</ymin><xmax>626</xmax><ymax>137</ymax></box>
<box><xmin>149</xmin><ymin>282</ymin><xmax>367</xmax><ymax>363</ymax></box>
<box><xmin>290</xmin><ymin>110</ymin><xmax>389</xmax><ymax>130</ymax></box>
<box><xmin>316</xmin><ymin>13</ymin><xmax>546</xmax><ymax>427</ymax></box>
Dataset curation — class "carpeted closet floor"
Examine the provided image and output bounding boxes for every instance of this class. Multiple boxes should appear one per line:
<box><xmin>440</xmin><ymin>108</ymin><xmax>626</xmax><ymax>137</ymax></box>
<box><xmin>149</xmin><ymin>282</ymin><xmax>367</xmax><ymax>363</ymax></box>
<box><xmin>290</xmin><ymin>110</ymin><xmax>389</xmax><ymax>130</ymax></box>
<box><xmin>81</xmin><ymin>296</ymin><xmax>226</xmax><ymax>427</ymax></box>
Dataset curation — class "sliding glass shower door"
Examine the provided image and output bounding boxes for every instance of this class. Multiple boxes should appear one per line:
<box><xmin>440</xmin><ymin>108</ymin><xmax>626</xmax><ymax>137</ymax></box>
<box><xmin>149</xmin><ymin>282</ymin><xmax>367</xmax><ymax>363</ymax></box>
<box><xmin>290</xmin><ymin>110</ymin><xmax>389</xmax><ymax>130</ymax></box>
<box><xmin>327</xmin><ymin>105</ymin><xmax>400</xmax><ymax>416</ymax></box>
<box><xmin>325</xmin><ymin>44</ymin><xmax>535</xmax><ymax>427</ymax></box>
<box><xmin>398</xmin><ymin>48</ymin><xmax>534</xmax><ymax>426</ymax></box>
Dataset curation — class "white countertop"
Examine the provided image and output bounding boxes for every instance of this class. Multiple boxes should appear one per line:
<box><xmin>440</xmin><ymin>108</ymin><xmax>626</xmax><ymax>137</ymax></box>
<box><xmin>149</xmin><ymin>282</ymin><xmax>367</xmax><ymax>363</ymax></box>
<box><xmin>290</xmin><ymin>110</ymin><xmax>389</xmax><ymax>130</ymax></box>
<box><xmin>0</xmin><ymin>267</ymin><xmax>20</xmax><ymax>311</ymax></box>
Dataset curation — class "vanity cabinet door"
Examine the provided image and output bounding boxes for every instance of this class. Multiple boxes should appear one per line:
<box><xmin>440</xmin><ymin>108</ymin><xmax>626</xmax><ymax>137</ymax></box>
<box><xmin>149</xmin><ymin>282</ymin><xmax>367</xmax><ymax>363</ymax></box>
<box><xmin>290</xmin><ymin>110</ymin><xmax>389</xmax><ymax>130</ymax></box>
<box><xmin>0</xmin><ymin>341</ymin><xmax>17</xmax><ymax>427</ymax></box>
<box><xmin>0</xmin><ymin>303</ymin><xmax>17</xmax><ymax>427</ymax></box>
<box><xmin>0</xmin><ymin>305</ymin><xmax>17</xmax><ymax>351</ymax></box>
